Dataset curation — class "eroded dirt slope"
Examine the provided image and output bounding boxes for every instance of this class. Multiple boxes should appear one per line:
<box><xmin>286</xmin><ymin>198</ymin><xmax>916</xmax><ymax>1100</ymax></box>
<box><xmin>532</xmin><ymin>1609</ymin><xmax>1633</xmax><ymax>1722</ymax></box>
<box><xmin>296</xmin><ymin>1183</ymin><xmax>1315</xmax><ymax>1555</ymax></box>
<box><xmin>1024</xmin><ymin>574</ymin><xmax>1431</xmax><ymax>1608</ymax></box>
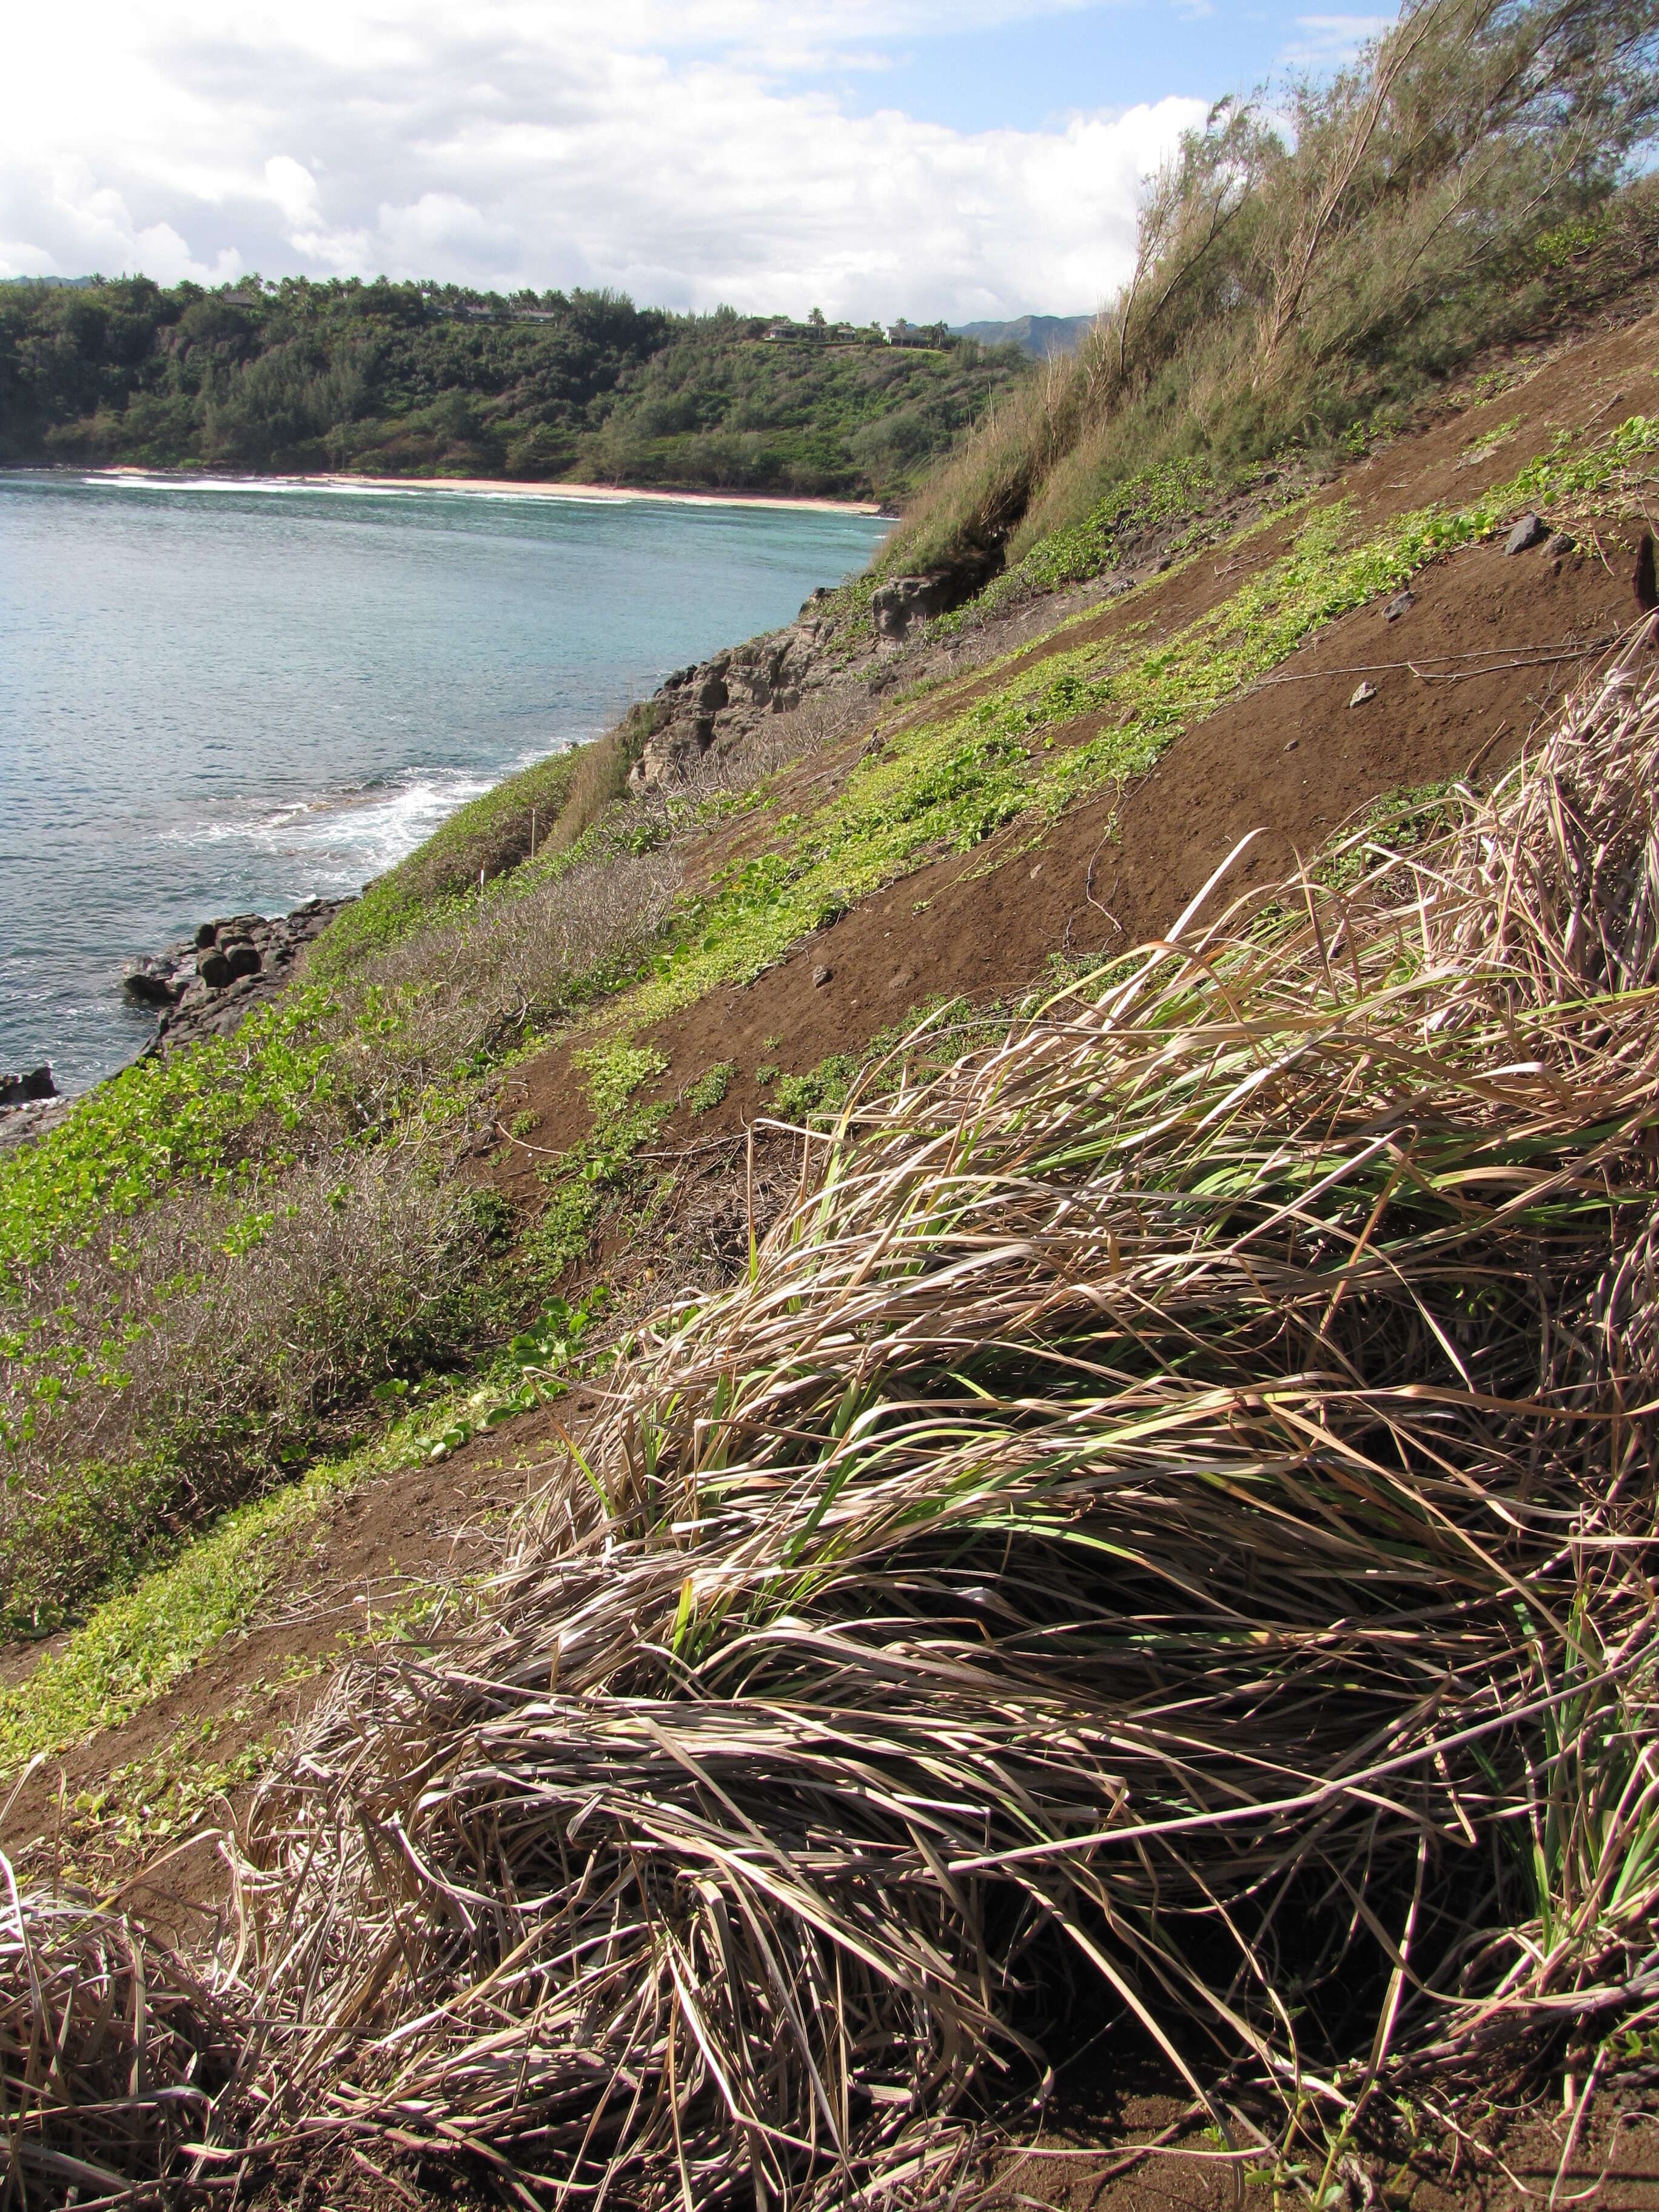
<box><xmin>488</xmin><ymin>316</ymin><xmax>1655</xmax><ymax>1193</ymax></box>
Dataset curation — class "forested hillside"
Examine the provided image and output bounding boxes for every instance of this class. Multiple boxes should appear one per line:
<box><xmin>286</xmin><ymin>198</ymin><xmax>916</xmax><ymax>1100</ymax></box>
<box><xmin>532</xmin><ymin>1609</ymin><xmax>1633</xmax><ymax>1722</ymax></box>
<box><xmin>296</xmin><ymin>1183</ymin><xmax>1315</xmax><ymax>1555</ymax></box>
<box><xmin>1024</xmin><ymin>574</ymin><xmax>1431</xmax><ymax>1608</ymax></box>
<box><xmin>0</xmin><ymin>278</ymin><xmax>1029</xmax><ymax>500</ymax></box>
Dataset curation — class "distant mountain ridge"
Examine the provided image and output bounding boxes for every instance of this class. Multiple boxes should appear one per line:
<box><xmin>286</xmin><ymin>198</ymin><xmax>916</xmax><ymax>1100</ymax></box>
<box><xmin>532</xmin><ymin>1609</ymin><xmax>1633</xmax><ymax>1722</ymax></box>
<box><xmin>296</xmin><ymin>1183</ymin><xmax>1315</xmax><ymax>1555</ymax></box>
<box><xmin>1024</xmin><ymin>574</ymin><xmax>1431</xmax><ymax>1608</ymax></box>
<box><xmin>1</xmin><ymin>278</ymin><xmax>1094</xmax><ymax>353</ymax></box>
<box><xmin>951</xmin><ymin>313</ymin><xmax>1094</xmax><ymax>358</ymax></box>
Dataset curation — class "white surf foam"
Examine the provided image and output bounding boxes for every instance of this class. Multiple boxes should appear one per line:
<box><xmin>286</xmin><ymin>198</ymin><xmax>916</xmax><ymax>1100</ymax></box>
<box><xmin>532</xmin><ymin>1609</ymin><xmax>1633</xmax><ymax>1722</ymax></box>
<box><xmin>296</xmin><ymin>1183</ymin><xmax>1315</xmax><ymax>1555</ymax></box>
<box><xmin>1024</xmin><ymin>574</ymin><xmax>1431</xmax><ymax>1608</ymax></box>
<box><xmin>162</xmin><ymin>769</ymin><xmax>501</xmax><ymax>888</ymax></box>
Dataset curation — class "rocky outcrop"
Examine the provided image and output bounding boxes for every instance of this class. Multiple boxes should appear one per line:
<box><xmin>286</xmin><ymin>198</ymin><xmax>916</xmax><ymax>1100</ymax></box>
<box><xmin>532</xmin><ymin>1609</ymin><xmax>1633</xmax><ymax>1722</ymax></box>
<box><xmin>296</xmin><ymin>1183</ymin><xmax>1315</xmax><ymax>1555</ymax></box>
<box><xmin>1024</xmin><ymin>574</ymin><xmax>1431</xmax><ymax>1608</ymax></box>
<box><xmin>0</xmin><ymin>1065</ymin><xmax>62</xmax><ymax>1153</ymax></box>
<box><xmin>870</xmin><ymin>574</ymin><xmax>954</xmax><ymax>639</ymax></box>
<box><xmin>121</xmin><ymin>897</ymin><xmax>354</xmax><ymax>1053</ymax></box>
<box><xmin>624</xmin><ymin>560</ymin><xmax>1013</xmax><ymax>794</ymax></box>
<box><xmin>0</xmin><ymin>1065</ymin><xmax>56</xmax><ymax>1107</ymax></box>
<box><xmin>121</xmin><ymin>958</ymin><xmax>180</xmax><ymax>1008</ymax></box>
<box><xmin>629</xmin><ymin>595</ymin><xmax>840</xmax><ymax>793</ymax></box>
<box><xmin>1</xmin><ymin>900</ymin><xmax>355</xmax><ymax>1154</ymax></box>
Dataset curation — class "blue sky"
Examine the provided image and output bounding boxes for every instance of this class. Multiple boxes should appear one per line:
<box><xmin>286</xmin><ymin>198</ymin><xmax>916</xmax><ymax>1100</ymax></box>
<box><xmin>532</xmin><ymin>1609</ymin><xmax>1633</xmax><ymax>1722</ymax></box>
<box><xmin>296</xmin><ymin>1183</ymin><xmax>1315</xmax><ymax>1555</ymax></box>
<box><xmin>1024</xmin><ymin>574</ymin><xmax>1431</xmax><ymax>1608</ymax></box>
<box><xmin>814</xmin><ymin>5</ymin><xmax>1376</xmax><ymax>133</ymax></box>
<box><xmin>2</xmin><ymin>2</ymin><xmax>1392</xmax><ymax>319</ymax></box>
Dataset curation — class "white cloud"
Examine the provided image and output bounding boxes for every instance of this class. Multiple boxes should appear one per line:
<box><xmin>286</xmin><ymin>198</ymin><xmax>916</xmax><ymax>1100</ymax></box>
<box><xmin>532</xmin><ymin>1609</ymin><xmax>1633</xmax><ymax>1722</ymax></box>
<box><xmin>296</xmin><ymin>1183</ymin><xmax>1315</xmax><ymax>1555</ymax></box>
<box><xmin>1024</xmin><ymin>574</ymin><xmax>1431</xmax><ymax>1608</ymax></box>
<box><xmin>0</xmin><ymin>2</ymin><xmax>1205</xmax><ymax>319</ymax></box>
<box><xmin>264</xmin><ymin>156</ymin><xmax>324</xmax><ymax>231</ymax></box>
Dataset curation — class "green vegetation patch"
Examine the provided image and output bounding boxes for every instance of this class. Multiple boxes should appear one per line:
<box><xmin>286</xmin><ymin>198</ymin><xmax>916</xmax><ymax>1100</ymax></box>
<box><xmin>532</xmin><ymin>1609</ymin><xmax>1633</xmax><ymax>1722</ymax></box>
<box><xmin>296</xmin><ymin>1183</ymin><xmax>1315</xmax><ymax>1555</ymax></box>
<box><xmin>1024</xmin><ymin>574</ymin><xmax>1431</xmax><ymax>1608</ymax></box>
<box><xmin>61</xmin><ymin>1729</ymin><xmax>276</xmax><ymax>1880</ymax></box>
<box><xmin>0</xmin><ymin>986</ymin><xmax>339</xmax><ymax>1279</ymax></box>
<box><xmin>526</xmin><ymin>1044</ymin><xmax>674</xmax><ymax>1284</ymax></box>
<box><xmin>686</xmin><ymin>1062</ymin><xmax>736</xmax><ymax>1115</ymax></box>
<box><xmin>1315</xmin><ymin>780</ymin><xmax>1464</xmax><ymax>893</ymax></box>
<box><xmin>0</xmin><ymin>1450</ymin><xmax>355</xmax><ymax>1771</ymax></box>
<box><xmin>936</xmin><ymin>458</ymin><xmax>1220</xmax><ymax>633</ymax></box>
<box><xmin>763</xmin><ymin>1000</ymin><xmax>1018</xmax><ymax>1131</ymax></box>
<box><xmin>575</xmin><ymin>1041</ymin><xmax>671</xmax><ymax>1143</ymax></box>
<box><xmin>769</xmin><ymin>1056</ymin><xmax>862</xmax><ymax>1124</ymax></box>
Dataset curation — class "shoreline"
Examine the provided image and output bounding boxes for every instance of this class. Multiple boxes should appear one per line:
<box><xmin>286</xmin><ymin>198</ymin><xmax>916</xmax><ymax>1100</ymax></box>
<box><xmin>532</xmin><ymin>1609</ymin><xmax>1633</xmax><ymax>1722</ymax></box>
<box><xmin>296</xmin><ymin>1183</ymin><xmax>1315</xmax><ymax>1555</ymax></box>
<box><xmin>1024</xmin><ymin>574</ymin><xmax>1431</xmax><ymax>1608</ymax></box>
<box><xmin>1</xmin><ymin>894</ymin><xmax>355</xmax><ymax>1148</ymax></box>
<box><xmin>84</xmin><ymin>465</ymin><xmax>891</xmax><ymax>518</ymax></box>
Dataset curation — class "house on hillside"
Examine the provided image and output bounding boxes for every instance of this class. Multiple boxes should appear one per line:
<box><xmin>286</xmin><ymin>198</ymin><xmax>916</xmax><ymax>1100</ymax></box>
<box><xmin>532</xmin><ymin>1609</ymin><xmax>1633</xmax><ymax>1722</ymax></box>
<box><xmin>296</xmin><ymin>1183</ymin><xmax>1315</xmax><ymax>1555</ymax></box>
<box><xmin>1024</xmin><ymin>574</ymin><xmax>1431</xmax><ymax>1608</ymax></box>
<box><xmin>887</xmin><ymin>319</ymin><xmax>950</xmax><ymax>349</ymax></box>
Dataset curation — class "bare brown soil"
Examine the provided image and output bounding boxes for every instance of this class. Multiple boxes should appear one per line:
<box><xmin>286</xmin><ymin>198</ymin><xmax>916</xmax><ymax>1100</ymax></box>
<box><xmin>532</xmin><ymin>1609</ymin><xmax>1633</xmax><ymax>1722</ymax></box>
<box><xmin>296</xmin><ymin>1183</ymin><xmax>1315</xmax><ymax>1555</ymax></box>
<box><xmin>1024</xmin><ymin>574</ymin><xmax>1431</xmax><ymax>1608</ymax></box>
<box><xmin>482</xmin><ymin>512</ymin><xmax>1637</xmax><ymax>1194</ymax></box>
<box><xmin>988</xmin><ymin>2091</ymin><xmax>1659</xmax><ymax>2212</ymax></box>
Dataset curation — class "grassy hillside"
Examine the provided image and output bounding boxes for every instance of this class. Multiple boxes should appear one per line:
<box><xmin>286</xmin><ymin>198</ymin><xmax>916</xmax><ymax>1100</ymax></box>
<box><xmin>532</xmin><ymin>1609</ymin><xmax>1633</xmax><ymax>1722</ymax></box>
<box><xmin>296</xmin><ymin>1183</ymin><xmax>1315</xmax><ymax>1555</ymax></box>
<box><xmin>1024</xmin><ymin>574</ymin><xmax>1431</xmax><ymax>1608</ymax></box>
<box><xmin>6</xmin><ymin>4</ymin><xmax>1659</xmax><ymax>2196</ymax></box>
<box><xmin>4</xmin><ymin>364</ymin><xmax>1655</xmax><ymax>1635</ymax></box>
<box><xmin>880</xmin><ymin>0</ymin><xmax>1659</xmax><ymax>587</ymax></box>
<box><xmin>0</xmin><ymin>280</ymin><xmax>1030</xmax><ymax>500</ymax></box>
<box><xmin>224</xmin><ymin>682</ymin><xmax>1659</xmax><ymax>2205</ymax></box>
<box><xmin>10</xmin><ymin>576</ymin><xmax>1659</xmax><ymax>2197</ymax></box>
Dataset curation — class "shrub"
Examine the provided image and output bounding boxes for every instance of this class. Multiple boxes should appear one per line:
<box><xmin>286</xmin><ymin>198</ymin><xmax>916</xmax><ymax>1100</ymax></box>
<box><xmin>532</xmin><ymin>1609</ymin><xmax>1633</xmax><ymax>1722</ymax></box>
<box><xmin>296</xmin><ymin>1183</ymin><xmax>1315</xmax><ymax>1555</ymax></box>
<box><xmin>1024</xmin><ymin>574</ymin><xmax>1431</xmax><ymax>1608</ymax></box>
<box><xmin>330</xmin><ymin>847</ymin><xmax>681</xmax><ymax>1103</ymax></box>
<box><xmin>1</xmin><ymin>1151</ymin><xmax>498</xmax><ymax>1636</ymax></box>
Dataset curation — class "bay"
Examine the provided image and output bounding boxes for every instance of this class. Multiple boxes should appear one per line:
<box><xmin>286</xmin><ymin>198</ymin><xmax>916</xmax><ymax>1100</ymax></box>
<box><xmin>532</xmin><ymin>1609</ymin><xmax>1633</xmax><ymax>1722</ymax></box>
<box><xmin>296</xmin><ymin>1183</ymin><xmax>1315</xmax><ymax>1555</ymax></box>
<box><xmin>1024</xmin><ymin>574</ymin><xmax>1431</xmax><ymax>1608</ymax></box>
<box><xmin>0</xmin><ymin>472</ymin><xmax>887</xmax><ymax>1091</ymax></box>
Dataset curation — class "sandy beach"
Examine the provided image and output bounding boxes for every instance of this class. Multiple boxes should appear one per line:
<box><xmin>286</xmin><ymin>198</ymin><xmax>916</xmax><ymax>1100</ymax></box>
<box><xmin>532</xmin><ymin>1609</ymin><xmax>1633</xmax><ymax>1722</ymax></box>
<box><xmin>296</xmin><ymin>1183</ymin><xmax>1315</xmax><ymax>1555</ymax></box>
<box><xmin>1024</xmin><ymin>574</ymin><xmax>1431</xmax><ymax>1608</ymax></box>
<box><xmin>93</xmin><ymin>466</ymin><xmax>890</xmax><ymax>517</ymax></box>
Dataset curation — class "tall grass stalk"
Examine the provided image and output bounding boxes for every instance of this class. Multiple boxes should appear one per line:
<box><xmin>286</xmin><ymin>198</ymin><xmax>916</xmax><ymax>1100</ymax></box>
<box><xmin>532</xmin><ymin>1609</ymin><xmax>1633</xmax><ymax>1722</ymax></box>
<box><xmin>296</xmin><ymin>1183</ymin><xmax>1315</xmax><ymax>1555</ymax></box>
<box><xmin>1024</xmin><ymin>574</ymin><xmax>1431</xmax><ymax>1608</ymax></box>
<box><xmin>886</xmin><ymin>0</ymin><xmax>1659</xmax><ymax>585</ymax></box>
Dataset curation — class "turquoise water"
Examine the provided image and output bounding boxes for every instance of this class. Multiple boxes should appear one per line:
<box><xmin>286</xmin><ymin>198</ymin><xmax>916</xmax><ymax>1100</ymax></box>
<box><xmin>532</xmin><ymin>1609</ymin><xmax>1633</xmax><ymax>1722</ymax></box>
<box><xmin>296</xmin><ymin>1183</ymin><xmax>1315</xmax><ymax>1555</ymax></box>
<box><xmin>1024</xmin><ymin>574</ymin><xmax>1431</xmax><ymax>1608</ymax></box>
<box><xmin>0</xmin><ymin>472</ymin><xmax>887</xmax><ymax>1090</ymax></box>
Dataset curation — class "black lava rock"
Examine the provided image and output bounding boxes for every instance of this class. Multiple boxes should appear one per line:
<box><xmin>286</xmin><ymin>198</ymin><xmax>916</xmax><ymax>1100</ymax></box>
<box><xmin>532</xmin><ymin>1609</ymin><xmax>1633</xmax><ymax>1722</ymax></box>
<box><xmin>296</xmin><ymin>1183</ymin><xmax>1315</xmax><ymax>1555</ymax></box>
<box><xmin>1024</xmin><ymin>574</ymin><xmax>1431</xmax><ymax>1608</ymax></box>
<box><xmin>122</xmin><ymin>959</ymin><xmax>183</xmax><ymax>1007</ymax></box>
<box><xmin>0</xmin><ymin>1065</ymin><xmax>56</xmax><ymax>1107</ymax></box>
<box><xmin>1637</xmin><ymin>532</ymin><xmax>1658</xmax><ymax>615</ymax></box>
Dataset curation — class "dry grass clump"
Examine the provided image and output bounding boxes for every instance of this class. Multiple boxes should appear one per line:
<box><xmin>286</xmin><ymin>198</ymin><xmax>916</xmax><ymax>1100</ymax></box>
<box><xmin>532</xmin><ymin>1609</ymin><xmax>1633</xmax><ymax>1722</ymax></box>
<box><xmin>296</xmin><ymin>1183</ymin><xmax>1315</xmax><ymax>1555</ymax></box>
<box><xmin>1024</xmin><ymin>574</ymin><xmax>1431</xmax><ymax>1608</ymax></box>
<box><xmin>1</xmin><ymin>1880</ymin><xmax>233</xmax><ymax>2207</ymax></box>
<box><xmin>342</xmin><ymin>845</ymin><xmax>682</xmax><ymax>1096</ymax></box>
<box><xmin>195</xmin><ymin>640</ymin><xmax>1659</xmax><ymax>2207</ymax></box>
<box><xmin>545</xmin><ymin>717</ymin><xmax>648</xmax><ymax>851</ymax></box>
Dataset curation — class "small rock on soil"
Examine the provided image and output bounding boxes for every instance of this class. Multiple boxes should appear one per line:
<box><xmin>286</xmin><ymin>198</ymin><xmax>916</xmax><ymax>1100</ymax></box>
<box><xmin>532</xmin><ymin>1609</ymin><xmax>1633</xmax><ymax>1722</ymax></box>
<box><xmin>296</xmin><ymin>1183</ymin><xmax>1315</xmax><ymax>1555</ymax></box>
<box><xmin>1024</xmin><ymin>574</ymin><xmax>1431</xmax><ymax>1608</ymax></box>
<box><xmin>1505</xmin><ymin>511</ymin><xmax>1549</xmax><ymax>555</ymax></box>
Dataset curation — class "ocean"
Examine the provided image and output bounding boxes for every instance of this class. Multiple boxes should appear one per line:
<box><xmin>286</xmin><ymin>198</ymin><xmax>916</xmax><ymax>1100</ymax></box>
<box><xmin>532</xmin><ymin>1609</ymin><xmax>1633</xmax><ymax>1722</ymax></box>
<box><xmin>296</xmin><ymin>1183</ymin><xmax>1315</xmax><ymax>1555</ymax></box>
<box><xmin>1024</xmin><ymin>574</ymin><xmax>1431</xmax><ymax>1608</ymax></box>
<box><xmin>0</xmin><ymin>472</ymin><xmax>888</xmax><ymax>1091</ymax></box>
